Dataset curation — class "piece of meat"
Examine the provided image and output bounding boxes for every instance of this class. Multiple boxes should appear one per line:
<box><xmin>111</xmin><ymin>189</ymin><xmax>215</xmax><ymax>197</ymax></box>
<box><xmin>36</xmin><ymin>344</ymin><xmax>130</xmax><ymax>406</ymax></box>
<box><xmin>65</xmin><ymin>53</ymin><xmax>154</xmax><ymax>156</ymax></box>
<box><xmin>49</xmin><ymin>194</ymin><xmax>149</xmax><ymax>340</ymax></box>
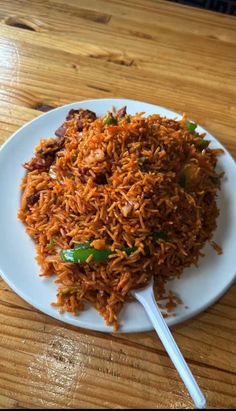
<box><xmin>75</xmin><ymin>109</ymin><xmax>97</xmax><ymax>131</ymax></box>
<box><xmin>94</xmin><ymin>172</ymin><xmax>107</xmax><ymax>185</ymax></box>
<box><xmin>55</xmin><ymin>126</ymin><xmax>67</xmax><ymax>137</ymax></box>
<box><xmin>23</xmin><ymin>137</ymin><xmax>65</xmax><ymax>172</ymax></box>
<box><xmin>38</xmin><ymin>136</ymin><xmax>65</xmax><ymax>156</ymax></box>
<box><xmin>66</xmin><ymin>109</ymin><xmax>81</xmax><ymax>121</ymax></box>
<box><xmin>26</xmin><ymin>192</ymin><xmax>40</xmax><ymax>207</ymax></box>
<box><xmin>55</xmin><ymin>108</ymin><xmax>96</xmax><ymax>136</ymax></box>
<box><xmin>76</xmin><ymin>118</ymin><xmax>85</xmax><ymax>131</ymax></box>
<box><xmin>66</xmin><ymin>108</ymin><xmax>96</xmax><ymax>131</ymax></box>
<box><xmin>23</xmin><ymin>155</ymin><xmax>54</xmax><ymax>171</ymax></box>
<box><xmin>54</xmin><ymin>110</ymin><xmax>78</xmax><ymax>137</ymax></box>
<box><xmin>116</xmin><ymin>106</ymin><xmax>127</xmax><ymax>119</ymax></box>
<box><xmin>66</xmin><ymin>108</ymin><xmax>96</xmax><ymax>122</ymax></box>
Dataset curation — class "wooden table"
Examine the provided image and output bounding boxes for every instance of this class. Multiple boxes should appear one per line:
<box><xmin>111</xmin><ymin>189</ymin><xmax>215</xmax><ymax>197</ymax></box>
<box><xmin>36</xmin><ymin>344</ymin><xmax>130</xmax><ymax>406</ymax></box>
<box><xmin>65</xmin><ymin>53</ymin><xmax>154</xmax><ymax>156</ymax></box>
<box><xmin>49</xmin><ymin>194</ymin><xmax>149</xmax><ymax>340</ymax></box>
<box><xmin>0</xmin><ymin>0</ymin><xmax>235</xmax><ymax>408</ymax></box>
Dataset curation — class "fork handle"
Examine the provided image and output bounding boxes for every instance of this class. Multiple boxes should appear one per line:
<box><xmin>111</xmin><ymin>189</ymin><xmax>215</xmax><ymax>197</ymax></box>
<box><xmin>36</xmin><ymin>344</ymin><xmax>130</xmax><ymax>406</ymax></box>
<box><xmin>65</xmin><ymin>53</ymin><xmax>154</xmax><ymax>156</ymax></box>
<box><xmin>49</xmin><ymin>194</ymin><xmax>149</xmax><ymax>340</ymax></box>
<box><xmin>133</xmin><ymin>286</ymin><xmax>206</xmax><ymax>409</ymax></box>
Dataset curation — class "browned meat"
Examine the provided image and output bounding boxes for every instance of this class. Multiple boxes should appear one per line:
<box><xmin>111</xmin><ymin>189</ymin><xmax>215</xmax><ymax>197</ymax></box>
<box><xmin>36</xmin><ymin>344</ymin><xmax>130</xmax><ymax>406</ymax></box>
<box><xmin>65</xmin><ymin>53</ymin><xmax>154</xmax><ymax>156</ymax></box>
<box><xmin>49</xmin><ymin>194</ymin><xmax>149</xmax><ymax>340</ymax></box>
<box><xmin>23</xmin><ymin>155</ymin><xmax>54</xmax><ymax>171</ymax></box>
<box><xmin>54</xmin><ymin>109</ymin><xmax>80</xmax><ymax>137</ymax></box>
<box><xmin>66</xmin><ymin>108</ymin><xmax>96</xmax><ymax>131</ymax></box>
<box><xmin>76</xmin><ymin>118</ymin><xmax>84</xmax><ymax>131</ymax></box>
<box><xmin>66</xmin><ymin>108</ymin><xmax>96</xmax><ymax>121</ymax></box>
<box><xmin>55</xmin><ymin>108</ymin><xmax>96</xmax><ymax>136</ymax></box>
<box><xmin>37</xmin><ymin>136</ymin><xmax>65</xmax><ymax>156</ymax></box>
<box><xmin>66</xmin><ymin>109</ymin><xmax>81</xmax><ymax>121</ymax></box>
<box><xmin>75</xmin><ymin>109</ymin><xmax>97</xmax><ymax>131</ymax></box>
<box><xmin>23</xmin><ymin>136</ymin><xmax>65</xmax><ymax>172</ymax></box>
<box><xmin>116</xmin><ymin>106</ymin><xmax>127</xmax><ymax>119</ymax></box>
<box><xmin>26</xmin><ymin>192</ymin><xmax>40</xmax><ymax>206</ymax></box>
<box><xmin>55</xmin><ymin>126</ymin><xmax>67</xmax><ymax>137</ymax></box>
<box><xmin>94</xmin><ymin>172</ymin><xmax>107</xmax><ymax>185</ymax></box>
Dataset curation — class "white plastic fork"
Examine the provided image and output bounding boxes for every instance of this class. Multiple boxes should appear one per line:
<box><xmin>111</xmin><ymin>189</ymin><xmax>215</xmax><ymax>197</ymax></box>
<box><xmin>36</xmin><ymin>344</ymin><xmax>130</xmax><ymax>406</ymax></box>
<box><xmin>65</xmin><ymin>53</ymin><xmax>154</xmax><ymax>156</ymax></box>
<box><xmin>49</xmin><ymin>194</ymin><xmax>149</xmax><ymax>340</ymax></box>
<box><xmin>131</xmin><ymin>278</ymin><xmax>206</xmax><ymax>409</ymax></box>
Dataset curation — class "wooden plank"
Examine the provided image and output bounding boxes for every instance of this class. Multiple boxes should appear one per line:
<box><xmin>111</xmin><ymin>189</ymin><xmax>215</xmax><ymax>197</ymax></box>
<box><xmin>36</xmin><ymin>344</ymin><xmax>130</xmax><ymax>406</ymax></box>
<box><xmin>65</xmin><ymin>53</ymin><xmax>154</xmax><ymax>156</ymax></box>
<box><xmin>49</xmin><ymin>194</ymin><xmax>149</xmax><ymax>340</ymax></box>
<box><xmin>0</xmin><ymin>32</ymin><xmax>235</xmax><ymax>156</ymax></box>
<box><xmin>0</xmin><ymin>280</ymin><xmax>235</xmax><ymax>409</ymax></box>
<box><xmin>1</xmin><ymin>0</ymin><xmax>236</xmax><ymax>44</ymax></box>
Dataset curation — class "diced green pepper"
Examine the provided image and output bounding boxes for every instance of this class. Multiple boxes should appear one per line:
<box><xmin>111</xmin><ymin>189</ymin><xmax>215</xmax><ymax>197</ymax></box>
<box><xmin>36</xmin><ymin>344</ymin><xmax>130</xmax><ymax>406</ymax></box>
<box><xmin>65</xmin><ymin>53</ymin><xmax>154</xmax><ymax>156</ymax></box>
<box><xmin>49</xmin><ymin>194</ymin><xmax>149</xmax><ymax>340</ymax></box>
<box><xmin>197</xmin><ymin>140</ymin><xmax>210</xmax><ymax>152</ymax></box>
<box><xmin>60</xmin><ymin>245</ymin><xmax>136</xmax><ymax>264</ymax></box>
<box><xmin>103</xmin><ymin>112</ymin><xmax>118</xmax><ymax>125</ymax></box>
<box><xmin>178</xmin><ymin>174</ymin><xmax>187</xmax><ymax>188</ymax></box>
<box><xmin>60</xmin><ymin>248</ymin><xmax>111</xmax><ymax>263</ymax></box>
<box><xmin>139</xmin><ymin>156</ymin><xmax>148</xmax><ymax>164</ymax></box>
<box><xmin>59</xmin><ymin>288</ymin><xmax>73</xmax><ymax>295</ymax></box>
<box><xmin>47</xmin><ymin>238</ymin><xmax>55</xmax><ymax>249</ymax></box>
<box><xmin>186</xmin><ymin>120</ymin><xmax>197</xmax><ymax>133</ymax></box>
<box><xmin>139</xmin><ymin>156</ymin><xmax>148</xmax><ymax>171</ymax></box>
<box><xmin>151</xmin><ymin>231</ymin><xmax>168</xmax><ymax>241</ymax></box>
<box><xmin>120</xmin><ymin>247</ymin><xmax>136</xmax><ymax>256</ymax></box>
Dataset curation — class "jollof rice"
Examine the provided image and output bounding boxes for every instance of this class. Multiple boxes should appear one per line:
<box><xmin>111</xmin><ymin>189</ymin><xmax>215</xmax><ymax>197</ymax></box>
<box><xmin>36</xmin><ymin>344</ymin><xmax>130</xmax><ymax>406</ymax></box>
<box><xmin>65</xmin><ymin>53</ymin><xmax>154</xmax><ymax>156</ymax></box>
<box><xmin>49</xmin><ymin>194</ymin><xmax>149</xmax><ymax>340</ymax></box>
<box><xmin>18</xmin><ymin>106</ymin><xmax>223</xmax><ymax>330</ymax></box>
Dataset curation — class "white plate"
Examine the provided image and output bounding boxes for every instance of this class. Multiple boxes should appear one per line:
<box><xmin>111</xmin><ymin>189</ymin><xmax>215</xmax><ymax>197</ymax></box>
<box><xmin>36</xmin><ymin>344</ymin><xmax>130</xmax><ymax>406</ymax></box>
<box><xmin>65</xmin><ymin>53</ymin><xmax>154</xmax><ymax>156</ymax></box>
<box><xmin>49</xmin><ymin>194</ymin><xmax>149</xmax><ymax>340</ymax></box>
<box><xmin>0</xmin><ymin>98</ymin><xmax>235</xmax><ymax>333</ymax></box>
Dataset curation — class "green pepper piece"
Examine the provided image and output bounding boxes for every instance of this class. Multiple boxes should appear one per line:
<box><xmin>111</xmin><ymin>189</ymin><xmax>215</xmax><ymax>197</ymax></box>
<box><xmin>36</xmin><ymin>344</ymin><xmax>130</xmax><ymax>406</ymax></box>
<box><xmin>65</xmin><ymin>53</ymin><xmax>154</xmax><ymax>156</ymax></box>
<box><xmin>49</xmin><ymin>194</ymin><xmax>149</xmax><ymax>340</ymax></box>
<box><xmin>139</xmin><ymin>156</ymin><xmax>148</xmax><ymax>164</ymax></box>
<box><xmin>60</xmin><ymin>248</ymin><xmax>112</xmax><ymax>263</ymax></box>
<box><xmin>59</xmin><ymin>288</ymin><xmax>73</xmax><ymax>295</ymax></box>
<box><xmin>151</xmin><ymin>231</ymin><xmax>168</xmax><ymax>241</ymax></box>
<box><xmin>178</xmin><ymin>174</ymin><xmax>187</xmax><ymax>188</ymax></box>
<box><xmin>139</xmin><ymin>156</ymin><xmax>148</xmax><ymax>172</ymax></box>
<box><xmin>186</xmin><ymin>120</ymin><xmax>197</xmax><ymax>133</ymax></box>
<box><xmin>103</xmin><ymin>112</ymin><xmax>118</xmax><ymax>125</ymax></box>
<box><xmin>197</xmin><ymin>140</ymin><xmax>210</xmax><ymax>152</ymax></box>
<box><xmin>47</xmin><ymin>238</ymin><xmax>55</xmax><ymax>249</ymax></box>
<box><xmin>60</xmin><ymin>245</ymin><xmax>136</xmax><ymax>264</ymax></box>
<box><xmin>120</xmin><ymin>247</ymin><xmax>136</xmax><ymax>255</ymax></box>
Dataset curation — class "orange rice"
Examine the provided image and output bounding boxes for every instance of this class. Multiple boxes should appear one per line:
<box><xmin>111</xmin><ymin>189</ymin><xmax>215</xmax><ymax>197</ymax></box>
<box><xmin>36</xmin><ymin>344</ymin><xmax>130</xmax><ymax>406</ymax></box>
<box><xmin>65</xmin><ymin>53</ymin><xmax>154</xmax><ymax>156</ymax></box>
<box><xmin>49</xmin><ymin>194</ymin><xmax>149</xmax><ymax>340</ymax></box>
<box><xmin>18</xmin><ymin>108</ymin><xmax>223</xmax><ymax>330</ymax></box>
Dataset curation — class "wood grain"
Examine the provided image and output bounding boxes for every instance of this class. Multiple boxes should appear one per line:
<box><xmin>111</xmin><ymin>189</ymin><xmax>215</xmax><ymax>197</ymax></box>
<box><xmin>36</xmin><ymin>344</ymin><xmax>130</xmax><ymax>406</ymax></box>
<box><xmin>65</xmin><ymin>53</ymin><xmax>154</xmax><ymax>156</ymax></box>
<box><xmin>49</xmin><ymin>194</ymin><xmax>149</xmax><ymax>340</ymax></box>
<box><xmin>0</xmin><ymin>0</ymin><xmax>235</xmax><ymax>409</ymax></box>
